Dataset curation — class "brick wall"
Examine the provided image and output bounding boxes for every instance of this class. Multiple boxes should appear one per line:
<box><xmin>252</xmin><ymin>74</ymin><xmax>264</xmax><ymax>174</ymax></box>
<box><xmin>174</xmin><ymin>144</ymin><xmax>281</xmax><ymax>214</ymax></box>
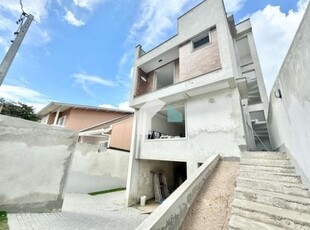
<box><xmin>135</xmin><ymin>68</ymin><xmax>154</xmax><ymax>97</ymax></box>
<box><xmin>178</xmin><ymin>28</ymin><xmax>221</xmax><ymax>82</ymax></box>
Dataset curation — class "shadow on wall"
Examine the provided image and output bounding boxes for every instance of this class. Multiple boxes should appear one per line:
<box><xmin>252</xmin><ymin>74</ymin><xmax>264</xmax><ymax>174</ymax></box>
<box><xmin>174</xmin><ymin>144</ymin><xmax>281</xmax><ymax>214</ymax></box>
<box><xmin>65</xmin><ymin>143</ymin><xmax>129</xmax><ymax>194</ymax></box>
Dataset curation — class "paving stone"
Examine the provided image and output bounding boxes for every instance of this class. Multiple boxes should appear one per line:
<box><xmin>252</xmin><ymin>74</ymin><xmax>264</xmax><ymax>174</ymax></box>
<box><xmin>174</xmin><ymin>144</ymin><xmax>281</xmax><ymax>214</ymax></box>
<box><xmin>8</xmin><ymin>191</ymin><xmax>148</xmax><ymax>230</ymax></box>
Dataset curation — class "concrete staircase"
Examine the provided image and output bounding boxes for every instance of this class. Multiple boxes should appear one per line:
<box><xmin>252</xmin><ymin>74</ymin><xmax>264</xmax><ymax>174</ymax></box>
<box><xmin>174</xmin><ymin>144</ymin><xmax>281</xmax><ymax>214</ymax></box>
<box><xmin>229</xmin><ymin>151</ymin><xmax>310</xmax><ymax>230</ymax></box>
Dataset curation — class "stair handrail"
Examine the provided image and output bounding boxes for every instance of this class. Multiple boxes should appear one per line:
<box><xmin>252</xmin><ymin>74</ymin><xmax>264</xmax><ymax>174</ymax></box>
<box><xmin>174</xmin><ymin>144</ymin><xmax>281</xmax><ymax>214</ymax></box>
<box><xmin>246</xmin><ymin>121</ymin><xmax>270</xmax><ymax>152</ymax></box>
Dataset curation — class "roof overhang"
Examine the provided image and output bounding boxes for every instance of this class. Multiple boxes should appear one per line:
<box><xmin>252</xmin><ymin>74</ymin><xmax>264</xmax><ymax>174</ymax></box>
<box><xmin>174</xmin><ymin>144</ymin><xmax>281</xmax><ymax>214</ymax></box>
<box><xmin>37</xmin><ymin>101</ymin><xmax>133</xmax><ymax>116</ymax></box>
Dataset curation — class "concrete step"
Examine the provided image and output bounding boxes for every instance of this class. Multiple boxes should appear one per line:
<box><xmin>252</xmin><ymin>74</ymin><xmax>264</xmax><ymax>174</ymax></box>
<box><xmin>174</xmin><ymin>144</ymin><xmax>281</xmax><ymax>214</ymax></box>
<box><xmin>240</xmin><ymin>158</ymin><xmax>291</xmax><ymax>166</ymax></box>
<box><xmin>240</xmin><ymin>164</ymin><xmax>295</xmax><ymax>173</ymax></box>
<box><xmin>229</xmin><ymin>214</ymin><xmax>283</xmax><ymax>230</ymax></box>
<box><xmin>241</xmin><ymin>152</ymin><xmax>287</xmax><ymax>159</ymax></box>
<box><xmin>234</xmin><ymin>187</ymin><xmax>310</xmax><ymax>214</ymax></box>
<box><xmin>237</xmin><ymin>177</ymin><xmax>310</xmax><ymax>198</ymax></box>
<box><xmin>238</xmin><ymin>170</ymin><xmax>302</xmax><ymax>184</ymax></box>
<box><xmin>232</xmin><ymin>199</ymin><xmax>310</xmax><ymax>230</ymax></box>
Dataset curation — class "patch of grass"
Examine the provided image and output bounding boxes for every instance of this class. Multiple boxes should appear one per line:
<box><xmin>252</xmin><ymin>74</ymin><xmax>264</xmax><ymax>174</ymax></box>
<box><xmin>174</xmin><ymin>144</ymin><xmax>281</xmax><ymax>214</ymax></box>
<box><xmin>0</xmin><ymin>211</ymin><xmax>8</xmax><ymax>230</ymax></box>
<box><xmin>88</xmin><ymin>188</ymin><xmax>126</xmax><ymax>196</ymax></box>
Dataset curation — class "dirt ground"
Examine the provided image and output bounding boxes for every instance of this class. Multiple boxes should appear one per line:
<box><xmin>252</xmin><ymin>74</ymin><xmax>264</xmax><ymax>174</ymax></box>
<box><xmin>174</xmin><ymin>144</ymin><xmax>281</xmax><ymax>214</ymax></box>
<box><xmin>180</xmin><ymin>160</ymin><xmax>239</xmax><ymax>230</ymax></box>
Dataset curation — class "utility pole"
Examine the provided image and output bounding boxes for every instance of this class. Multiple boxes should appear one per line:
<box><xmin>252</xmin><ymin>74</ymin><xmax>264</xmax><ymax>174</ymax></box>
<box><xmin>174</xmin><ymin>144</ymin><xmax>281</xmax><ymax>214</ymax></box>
<box><xmin>0</xmin><ymin>14</ymin><xmax>34</xmax><ymax>86</ymax></box>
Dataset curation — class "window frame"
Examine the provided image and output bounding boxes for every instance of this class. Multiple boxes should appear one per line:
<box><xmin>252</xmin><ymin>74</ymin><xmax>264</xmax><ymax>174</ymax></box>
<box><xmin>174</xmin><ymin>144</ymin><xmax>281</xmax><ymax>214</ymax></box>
<box><xmin>192</xmin><ymin>30</ymin><xmax>211</xmax><ymax>51</ymax></box>
<box><xmin>145</xmin><ymin>101</ymin><xmax>187</xmax><ymax>141</ymax></box>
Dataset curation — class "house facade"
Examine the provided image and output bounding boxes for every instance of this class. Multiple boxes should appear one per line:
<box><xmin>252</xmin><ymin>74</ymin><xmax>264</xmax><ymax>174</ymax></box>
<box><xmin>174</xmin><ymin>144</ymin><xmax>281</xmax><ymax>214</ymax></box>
<box><xmin>79</xmin><ymin>115</ymin><xmax>134</xmax><ymax>151</ymax></box>
<box><xmin>126</xmin><ymin>0</ymin><xmax>269</xmax><ymax>205</ymax></box>
<box><xmin>38</xmin><ymin>102</ymin><xmax>132</xmax><ymax>132</ymax></box>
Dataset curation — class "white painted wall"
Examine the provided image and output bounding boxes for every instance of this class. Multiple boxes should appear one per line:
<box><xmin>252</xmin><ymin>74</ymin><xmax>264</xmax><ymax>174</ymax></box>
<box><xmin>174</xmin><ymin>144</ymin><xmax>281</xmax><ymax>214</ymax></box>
<box><xmin>268</xmin><ymin>3</ymin><xmax>310</xmax><ymax>188</ymax></box>
<box><xmin>0</xmin><ymin>115</ymin><xmax>77</xmax><ymax>213</ymax></box>
<box><xmin>66</xmin><ymin>143</ymin><xmax>129</xmax><ymax>193</ymax></box>
<box><xmin>138</xmin><ymin>88</ymin><xmax>245</xmax><ymax>174</ymax></box>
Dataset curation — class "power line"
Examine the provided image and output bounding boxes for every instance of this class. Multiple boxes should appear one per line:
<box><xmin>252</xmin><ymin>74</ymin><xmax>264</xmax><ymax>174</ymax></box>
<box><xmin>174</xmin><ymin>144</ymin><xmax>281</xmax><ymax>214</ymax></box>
<box><xmin>20</xmin><ymin>0</ymin><xmax>25</xmax><ymax>14</ymax></box>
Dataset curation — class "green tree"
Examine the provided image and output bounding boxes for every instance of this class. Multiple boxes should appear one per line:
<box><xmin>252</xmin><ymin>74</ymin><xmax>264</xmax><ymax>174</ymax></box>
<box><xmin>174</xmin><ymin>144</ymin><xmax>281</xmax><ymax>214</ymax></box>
<box><xmin>0</xmin><ymin>98</ymin><xmax>40</xmax><ymax>121</ymax></box>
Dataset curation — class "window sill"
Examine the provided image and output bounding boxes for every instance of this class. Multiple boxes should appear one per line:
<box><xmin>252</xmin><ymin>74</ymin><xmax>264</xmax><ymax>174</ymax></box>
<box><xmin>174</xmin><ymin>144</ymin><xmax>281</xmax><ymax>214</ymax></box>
<box><xmin>145</xmin><ymin>137</ymin><xmax>187</xmax><ymax>142</ymax></box>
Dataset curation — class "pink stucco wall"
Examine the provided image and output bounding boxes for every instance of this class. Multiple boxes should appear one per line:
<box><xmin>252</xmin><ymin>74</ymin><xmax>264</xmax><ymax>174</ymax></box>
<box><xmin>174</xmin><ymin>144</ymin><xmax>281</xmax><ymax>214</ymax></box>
<box><xmin>109</xmin><ymin>116</ymin><xmax>133</xmax><ymax>151</ymax></box>
<box><xmin>48</xmin><ymin>108</ymin><xmax>130</xmax><ymax>132</ymax></box>
<box><xmin>66</xmin><ymin>109</ymin><xmax>130</xmax><ymax>131</ymax></box>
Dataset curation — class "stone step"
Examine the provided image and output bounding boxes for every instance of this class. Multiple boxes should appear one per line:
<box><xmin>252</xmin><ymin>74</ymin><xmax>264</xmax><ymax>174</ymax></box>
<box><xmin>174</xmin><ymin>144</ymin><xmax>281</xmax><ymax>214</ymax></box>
<box><xmin>240</xmin><ymin>158</ymin><xmax>291</xmax><ymax>166</ymax></box>
<box><xmin>241</xmin><ymin>152</ymin><xmax>287</xmax><ymax>159</ymax></box>
<box><xmin>240</xmin><ymin>164</ymin><xmax>295</xmax><ymax>173</ymax></box>
<box><xmin>237</xmin><ymin>177</ymin><xmax>310</xmax><ymax>198</ymax></box>
<box><xmin>234</xmin><ymin>187</ymin><xmax>310</xmax><ymax>214</ymax></box>
<box><xmin>229</xmin><ymin>214</ymin><xmax>283</xmax><ymax>230</ymax></box>
<box><xmin>238</xmin><ymin>170</ymin><xmax>302</xmax><ymax>184</ymax></box>
<box><xmin>232</xmin><ymin>199</ymin><xmax>310</xmax><ymax>230</ymax></box>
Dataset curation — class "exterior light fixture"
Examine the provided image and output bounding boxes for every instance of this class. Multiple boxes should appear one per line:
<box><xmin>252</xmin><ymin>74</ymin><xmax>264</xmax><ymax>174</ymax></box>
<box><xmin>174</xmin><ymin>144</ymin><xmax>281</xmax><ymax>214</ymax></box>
<box><xmin>140</xmin><ymin>76</ymin><xmax>147</xmax><ymax>82</ymax></box>
<box><xmin>274</xmin><ymin>89</ymin><xmax>282</xmax><ymax>98</ymax></box>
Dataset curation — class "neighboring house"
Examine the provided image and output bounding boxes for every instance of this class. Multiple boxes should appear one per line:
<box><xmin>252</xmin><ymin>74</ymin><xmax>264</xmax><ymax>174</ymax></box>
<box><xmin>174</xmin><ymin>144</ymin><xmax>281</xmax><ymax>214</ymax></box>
<box><xmin>38</xmin><ymin>102</ymin><xmax>133</xmax><ymax>132</ymax></box>
<box><xmin>38</xmin><ymin>102</ymin><xmax>134</xmax><ymax>152</ymax></box>
<box><xmin>126</xmin><ymin>0</ymin><xmax>269</xmax><ymax>205</ymax></box>
<box><xmin>79</xmin><ymin>115</ymin><xmax>134</xmax><ymax>151</ymax></box>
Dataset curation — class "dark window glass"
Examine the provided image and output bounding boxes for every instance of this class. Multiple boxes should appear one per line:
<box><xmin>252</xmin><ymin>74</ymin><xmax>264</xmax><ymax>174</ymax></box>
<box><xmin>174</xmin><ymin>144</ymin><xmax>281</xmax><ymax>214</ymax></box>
<box><xmin>193</xmin><ymin>35</ymin><xmax>210</xmax><ymax>49</ymax></box>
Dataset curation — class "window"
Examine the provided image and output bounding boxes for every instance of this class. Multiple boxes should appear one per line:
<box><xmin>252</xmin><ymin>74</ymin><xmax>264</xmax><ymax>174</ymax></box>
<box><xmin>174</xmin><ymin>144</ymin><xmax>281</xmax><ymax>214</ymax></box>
<box><xmin>148</xmin><ymin>102</ymin><xmax>186</xmax><ymax>140</ymax></box>
<box><xmin>192</xmin><ymin>32</ymin><xmax>210</xmax><ymax>50</ymax></box>
<box><xmin>57</xmin><ymin>116</ymin><xmax>66</xmax><ymax>126</ymax></box>
<box><xmin>155</xmin><ymin>62</ymin><xmax>174</xmax><ymax>90</ymax></box>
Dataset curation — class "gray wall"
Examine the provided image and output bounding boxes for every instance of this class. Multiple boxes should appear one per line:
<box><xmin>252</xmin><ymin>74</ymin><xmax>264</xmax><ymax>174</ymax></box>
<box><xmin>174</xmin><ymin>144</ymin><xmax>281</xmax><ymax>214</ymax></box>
<box><xmin>136</xmin><ymin>154</ymin><xmax>219</xmax><ymax>230</ymax></box>
<box><xmin>66</xmin><ymin>143</ymin><xmax>129</xmax><ymax>193</ymax></box>
<box><xmin>268</xmin><ymin>3</ymin><xmax>310</xmax><ymax>188</ymax></box>
<box><xmin>137</xmin><ymin>159</ymin><xmax>175</xmax><ymax>201</ymax></box>
<box><xmin>0</xmin><ymin>115</ymin><xmax>77</xmax><ymax>213</ymax></box>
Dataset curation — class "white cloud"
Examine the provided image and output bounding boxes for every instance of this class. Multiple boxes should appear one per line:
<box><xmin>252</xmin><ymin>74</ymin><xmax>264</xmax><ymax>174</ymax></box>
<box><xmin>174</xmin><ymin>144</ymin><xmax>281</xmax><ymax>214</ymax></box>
<box><xmin>64</xmin><ymin>10</ymin><xmax>85</xmax><ymax>26</ymax></box>
<box><xmin>72</xmin><ymin>72</ymin><xmax>116</xmax><ymax>97</ymax></box>
<box><xmin>72</xmin><ymin>73</ymin><xmax>116</xmax><ymax>86</ymax></box>
<box><xmin>99</xmin><ymin>101</ymin><xmax>134</xmax><ymax>111</ymax></box>
<box><xmin>128</xmin><ymin>0</ymin><xmax>196</xmax><ymax>51</ymax></box>
<box><xmin>250</xmin><ymin>0</ymin><xmax>309</xmax><ymax>94</ymax></box>
<box><xmin>0</xmin><ymin>84</ymin><xmax>50</xmax><ymax>112</ymax></box>
<box><xmin>0</xmin><ymin>0</ymin><xmax>52</xmax><ymax>48</ymax></box>
<box><xmin>0</xmin><ymin>0</ymin><xmax>50</xmax><ymax>22</ymax></box>
<box><xmin>118</xmin><ymin>101</ymin><xmax>134</xmax><ymax>111</ymax></box>
<box><xmin>223</xmin><ymin>0</ymin><xmax>246</xmax><ymax>14</ymax></box>
<box><xmin>98</xmin><ymin>103</ymin><xmax>117</xmax><ymax>109</ymax></box>
<box><xmin>119</xmin><ymin>52</ymin><xmax>131</xmax><ymax>67</ymax></box>
<box><xmin>73</xmin><ymin>0</ymin><xmax>106</xmax><ymax>10</ymax></box>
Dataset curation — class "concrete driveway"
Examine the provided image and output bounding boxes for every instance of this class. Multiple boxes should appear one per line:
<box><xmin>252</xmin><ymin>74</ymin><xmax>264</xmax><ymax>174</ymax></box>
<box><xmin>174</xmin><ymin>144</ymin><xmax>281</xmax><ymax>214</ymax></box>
<box><xmin>8</xmin><ymin>191</ymin><xmax>148</xmax><ymax>230</ymax></box>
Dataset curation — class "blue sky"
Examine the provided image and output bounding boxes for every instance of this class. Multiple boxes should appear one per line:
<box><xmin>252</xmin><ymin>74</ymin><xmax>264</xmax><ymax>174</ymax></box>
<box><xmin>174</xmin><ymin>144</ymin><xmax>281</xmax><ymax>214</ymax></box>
<box><xmin>0</xmin><ymin>0</ymin><xmax>309</xmax><ymax>111</ymax></box>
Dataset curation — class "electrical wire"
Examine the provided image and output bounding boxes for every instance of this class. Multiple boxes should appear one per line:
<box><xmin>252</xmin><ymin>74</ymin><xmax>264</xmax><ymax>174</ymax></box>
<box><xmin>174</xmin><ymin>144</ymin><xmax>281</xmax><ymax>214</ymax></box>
<box><xmin>20</xmin><ymin>0</ymin><xmax>25</xmax><ymax>13</ymax></box>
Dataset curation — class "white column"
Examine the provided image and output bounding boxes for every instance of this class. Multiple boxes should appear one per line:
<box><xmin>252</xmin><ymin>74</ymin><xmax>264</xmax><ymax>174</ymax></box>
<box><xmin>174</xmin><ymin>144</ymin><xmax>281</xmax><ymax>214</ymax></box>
<box><xmin>53</xmin><ymin>108</ymin><xmax>60</xmax><ymax>125</ymax></box>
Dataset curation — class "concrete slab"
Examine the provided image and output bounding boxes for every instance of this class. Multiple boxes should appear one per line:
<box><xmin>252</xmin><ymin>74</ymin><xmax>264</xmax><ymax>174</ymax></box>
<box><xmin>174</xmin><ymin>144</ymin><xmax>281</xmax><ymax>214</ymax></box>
<box><xmin>232</xmin><ymin>199</ymin><xmax>310</xmax><ymax>229</ymax></box>
<box><xmin>240</xmin><ymin>164</ymin><xmax>295</xmax><ymax>173</ymax></box>
<box><xmin>237</xmin><ymin>177</ymin><xmax>310</xmax><ymax>197</ymax></box>
<box><xmin>241</xmin><ymin>152</ymin><xmax>287</xmax><ymax>159</ymax></box>
<box><xmin>235</xmin><ymin>187</ymin><xmax>310</xmax><ymax>214</ymax></box>
<box><xmin>229</xmin><ymin>214</ymin><xmax>283</xmax><ymax>230</ymax></box>
<box><xmin>238</xmin><ymin>170</ymin><xmax>301</xmax><ymax>183</ymax></box>
<box><xmin>241</xmin><ymin>158</ymin><xmax>291</xmax><ymax>166</ymax></box>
